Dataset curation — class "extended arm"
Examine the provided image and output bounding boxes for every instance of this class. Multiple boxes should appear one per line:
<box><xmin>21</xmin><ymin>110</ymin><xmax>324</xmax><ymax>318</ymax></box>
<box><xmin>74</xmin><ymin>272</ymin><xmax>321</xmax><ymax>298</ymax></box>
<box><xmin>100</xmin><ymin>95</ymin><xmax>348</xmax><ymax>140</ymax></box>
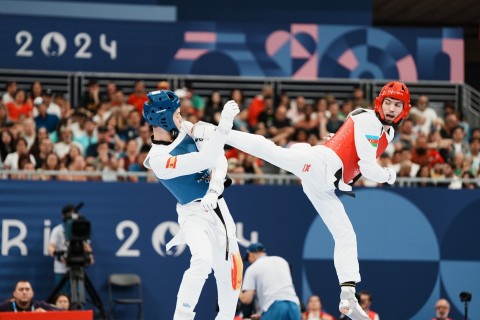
<box><xmin>148</xmin><ymin>101</ymin><xmax>239</xmax><ymax>179</ymax></box>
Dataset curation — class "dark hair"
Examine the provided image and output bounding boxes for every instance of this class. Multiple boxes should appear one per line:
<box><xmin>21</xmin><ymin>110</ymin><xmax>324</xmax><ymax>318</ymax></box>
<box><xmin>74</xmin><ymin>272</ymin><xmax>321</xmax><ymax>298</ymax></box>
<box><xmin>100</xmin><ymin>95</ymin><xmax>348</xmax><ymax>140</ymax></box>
<box><xmin>358</xmin><ymin>290</ymin><xmax>373</xmax><ymax>302</ymax></box>
<box><xmin>53</xmin><ymin>292</ymin><xmax>71</xmax><ymax>309</ymax></box>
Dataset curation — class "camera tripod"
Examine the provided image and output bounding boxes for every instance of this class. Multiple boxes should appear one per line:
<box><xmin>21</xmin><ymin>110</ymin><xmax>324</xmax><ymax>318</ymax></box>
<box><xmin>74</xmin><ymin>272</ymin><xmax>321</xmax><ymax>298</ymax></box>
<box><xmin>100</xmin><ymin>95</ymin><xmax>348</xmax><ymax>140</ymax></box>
<box><xmin>48</xmin><ymin>265</ymin><xmax>107</xmax><ymax>320</ymax></box>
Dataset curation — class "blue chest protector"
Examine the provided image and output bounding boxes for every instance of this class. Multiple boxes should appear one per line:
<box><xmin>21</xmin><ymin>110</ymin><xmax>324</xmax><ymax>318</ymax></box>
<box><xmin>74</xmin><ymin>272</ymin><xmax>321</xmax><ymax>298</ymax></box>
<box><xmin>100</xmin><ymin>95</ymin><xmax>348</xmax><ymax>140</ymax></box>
<box><xmin>160</xmin><ymin>135</ymin><xmax>210</xmax><ymax>205</ymax></box>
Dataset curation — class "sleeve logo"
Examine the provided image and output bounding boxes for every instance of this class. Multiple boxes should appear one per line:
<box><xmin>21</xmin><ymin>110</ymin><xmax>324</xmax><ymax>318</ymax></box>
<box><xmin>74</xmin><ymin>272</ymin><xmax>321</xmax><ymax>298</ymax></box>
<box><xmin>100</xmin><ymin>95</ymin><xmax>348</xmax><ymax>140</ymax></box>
<box><xmin>165</xmin><ymin>156</ymin><xmax>177</xmax><ymax>169</ymax></box>
<box><xmin>365</xmin><ymin>134</ymin><xmax>379</xmax><ymax>147</ymax></box>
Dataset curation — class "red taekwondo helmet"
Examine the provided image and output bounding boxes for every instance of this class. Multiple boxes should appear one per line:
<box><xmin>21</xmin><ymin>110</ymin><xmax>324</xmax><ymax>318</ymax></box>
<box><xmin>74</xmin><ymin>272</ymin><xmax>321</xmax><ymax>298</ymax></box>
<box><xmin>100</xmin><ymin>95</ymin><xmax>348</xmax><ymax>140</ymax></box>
<box><xmin>374</xmin><ymin>81</ymin><xmax>411</xmax><ymax>126</ymax></box>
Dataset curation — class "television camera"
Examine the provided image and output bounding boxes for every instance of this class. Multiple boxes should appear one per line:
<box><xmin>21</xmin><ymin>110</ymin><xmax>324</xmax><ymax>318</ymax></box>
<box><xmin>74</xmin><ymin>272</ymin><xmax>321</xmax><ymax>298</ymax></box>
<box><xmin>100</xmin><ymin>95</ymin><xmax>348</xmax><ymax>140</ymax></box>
<box><xmin>48</xmin><ymin>202</ymin><xmax>105</xmax><ymax>319</ymax></box>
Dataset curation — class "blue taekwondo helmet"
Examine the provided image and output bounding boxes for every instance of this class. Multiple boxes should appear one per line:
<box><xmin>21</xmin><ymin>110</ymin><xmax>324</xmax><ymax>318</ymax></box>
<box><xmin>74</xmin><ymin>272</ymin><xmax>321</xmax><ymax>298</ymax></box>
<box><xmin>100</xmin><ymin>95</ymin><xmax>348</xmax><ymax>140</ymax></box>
<box><xmin>143</xmin><ymin>90</ymin><xmax>181</xmax><ymax>131</ymax></box>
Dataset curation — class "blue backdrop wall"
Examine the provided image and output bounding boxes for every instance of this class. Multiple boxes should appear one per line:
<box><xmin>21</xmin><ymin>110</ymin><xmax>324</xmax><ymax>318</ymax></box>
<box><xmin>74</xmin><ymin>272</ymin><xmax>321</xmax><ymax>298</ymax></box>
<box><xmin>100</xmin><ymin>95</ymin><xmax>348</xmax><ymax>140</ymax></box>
<box><xmin>0</xmin><ymin>181</ymin><xmax>478</xmax><ymax>319</ymax></box>
<box><xmin>0</xmin><ymin>16</ymin><xmax>463</xmax><ymax>81</ymax></box>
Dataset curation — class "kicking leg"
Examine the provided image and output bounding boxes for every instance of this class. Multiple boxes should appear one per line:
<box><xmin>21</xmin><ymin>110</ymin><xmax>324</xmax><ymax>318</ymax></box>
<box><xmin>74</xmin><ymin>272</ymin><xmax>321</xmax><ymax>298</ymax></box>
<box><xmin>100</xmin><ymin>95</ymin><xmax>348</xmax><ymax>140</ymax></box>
<box><xmin>227</xmin><ymin>130</ymin><xmax>307</xmax><ymax>176</ymax></box>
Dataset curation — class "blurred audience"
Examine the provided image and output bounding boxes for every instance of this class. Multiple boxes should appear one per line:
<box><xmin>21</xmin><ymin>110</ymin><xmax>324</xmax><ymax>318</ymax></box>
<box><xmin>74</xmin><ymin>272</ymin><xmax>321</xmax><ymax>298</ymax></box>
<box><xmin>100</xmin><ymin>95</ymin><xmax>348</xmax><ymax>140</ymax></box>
<box><xmin>0</xmin><ymin>78</ymin><xmax>478</xmax><ymax>186</ymax></box>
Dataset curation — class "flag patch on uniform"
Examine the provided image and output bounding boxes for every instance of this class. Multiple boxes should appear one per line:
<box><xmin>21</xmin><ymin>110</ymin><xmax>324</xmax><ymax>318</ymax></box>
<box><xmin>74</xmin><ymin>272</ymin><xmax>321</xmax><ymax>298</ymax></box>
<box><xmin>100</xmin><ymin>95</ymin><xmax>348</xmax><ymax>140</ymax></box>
<box><xmin>165</xmin><ymin>156</ymin><xmax>177</xmax><ymax>169</ymax></box>
<box><xmin>365</xmin><ymin>135</ymin><xmax>379</xmax><ymax>147</ymax></box>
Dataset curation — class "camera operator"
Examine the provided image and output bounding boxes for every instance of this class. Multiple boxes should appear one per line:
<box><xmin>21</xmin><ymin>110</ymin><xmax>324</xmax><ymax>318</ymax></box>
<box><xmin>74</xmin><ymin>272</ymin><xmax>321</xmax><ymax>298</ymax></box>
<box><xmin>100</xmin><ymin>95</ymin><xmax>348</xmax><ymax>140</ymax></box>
<box><xmin>48</xmin><ymin>204</ymin><xmax>94</xmax><ymax>290</ymax></box>
<box><xmin>432</xmin><ymin>298</ymin><xmax>452</xmax><ymax>320</ymax></box>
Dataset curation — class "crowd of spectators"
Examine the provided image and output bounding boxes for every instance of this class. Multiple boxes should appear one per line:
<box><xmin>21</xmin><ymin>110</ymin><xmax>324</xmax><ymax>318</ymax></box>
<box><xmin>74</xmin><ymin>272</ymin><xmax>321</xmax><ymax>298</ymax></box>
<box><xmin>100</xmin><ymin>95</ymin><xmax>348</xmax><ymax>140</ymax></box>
<box><xmin>0</xmin><ymin>78</ymin><xmax>478</xmax><ymax>188</ymax></box>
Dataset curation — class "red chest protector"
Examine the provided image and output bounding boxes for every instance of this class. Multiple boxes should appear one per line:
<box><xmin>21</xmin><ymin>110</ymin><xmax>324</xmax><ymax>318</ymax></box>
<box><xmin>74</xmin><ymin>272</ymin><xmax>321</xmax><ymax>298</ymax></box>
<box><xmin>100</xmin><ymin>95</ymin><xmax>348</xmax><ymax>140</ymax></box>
<box><xmin>324</xmin><ymin>115</ymin><xmax>388</xmax><ymax>183</ymax></box>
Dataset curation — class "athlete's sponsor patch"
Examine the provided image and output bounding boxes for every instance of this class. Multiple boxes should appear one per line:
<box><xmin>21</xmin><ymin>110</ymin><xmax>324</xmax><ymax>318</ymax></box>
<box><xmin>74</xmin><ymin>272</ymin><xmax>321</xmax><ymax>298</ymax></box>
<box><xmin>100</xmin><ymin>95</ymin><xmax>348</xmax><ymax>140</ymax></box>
<box><xmin>365</xmin><ymin>134</ymin><xmax>379</xmax><ymax>147</ymax></box>
<box><xmin>165</xmin><ymin>156</ymin><xmax>177</xmax><ymax>169</ymax></box>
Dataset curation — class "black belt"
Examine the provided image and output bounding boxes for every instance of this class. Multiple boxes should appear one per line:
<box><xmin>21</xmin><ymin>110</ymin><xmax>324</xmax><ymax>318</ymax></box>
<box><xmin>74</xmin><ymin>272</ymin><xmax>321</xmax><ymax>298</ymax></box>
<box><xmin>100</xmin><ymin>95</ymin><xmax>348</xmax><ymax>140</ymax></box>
<box><xmin>196</xmin><ymin>176</ymin><xmax>233</xmax><ymax>261</ymax></box>
<box><xmin>333</xmin><ymin>169</ymin><xmax>359</xmax><ymax>198</ymax></box>
<box><xmin>194</xmin><ymin>195</ymin><xmax>229</xmax><ymax>261</ymax></box>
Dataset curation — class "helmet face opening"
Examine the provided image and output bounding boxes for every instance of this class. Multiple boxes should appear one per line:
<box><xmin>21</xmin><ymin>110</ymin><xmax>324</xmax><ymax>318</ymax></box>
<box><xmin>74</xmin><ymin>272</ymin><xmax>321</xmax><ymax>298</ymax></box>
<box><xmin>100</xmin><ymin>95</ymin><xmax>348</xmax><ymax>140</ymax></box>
<box><xmin>143</xmin><ymin>90</ymin><xmax>181</xmax><ymax>130</ymax></box>
<box><xmin>374</xmin><ymin>81</ymin><xmax>411</xmax><ymax>126</ymax></box>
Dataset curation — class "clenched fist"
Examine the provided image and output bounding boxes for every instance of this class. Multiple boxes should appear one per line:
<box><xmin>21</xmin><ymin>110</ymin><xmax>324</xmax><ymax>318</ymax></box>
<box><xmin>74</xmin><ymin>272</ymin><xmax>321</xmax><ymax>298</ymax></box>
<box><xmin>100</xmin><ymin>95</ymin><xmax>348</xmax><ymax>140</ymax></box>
<box><xmin>217</xmin><ymin>100</ymin><xmax>240</xmax><ymax>134</ymax></box>
<box><xmin>385</xmin><ymin>167</ymin><xmax>396</xmax><ymax>185</ymax></box>
<box><xmin>220</xmin><ymin>100</ymin><xmax>240</xmax><ymax>123</ymax></box>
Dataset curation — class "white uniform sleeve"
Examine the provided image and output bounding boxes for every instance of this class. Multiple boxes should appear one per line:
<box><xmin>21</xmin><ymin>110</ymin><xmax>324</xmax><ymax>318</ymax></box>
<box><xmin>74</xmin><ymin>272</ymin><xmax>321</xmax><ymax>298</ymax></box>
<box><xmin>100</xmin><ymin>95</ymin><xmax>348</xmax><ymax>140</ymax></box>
<box><xmin>353</xmin><ymin>113</ymin><xmax>391</xmax><ymax>183</ymax></box>
<box><xmin>147</xmin><ymin>128</ymin><xmax>229</xmax><ymax>180</ymax></box>
<box><xmin>208</xmin><ymin>155</ymin><xmax>228</xmax><ymax>195</ymax></box>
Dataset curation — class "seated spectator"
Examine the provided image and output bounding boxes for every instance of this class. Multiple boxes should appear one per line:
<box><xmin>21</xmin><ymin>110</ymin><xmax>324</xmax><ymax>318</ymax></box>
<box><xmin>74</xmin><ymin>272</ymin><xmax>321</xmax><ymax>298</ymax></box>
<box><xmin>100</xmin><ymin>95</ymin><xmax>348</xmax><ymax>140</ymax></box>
<box><xmin>326</xmin><ymin>101</ymin><xmax>344</xmax><ymax>134</ymax></box>
<box><xmin>466</xmin><ymin>137</ymin><xmax>480</xmax><ymax>172</ymax></box>
<box><xmin>86</xmin><ymin>126</ymin><xmax>115</xmax><ymax>158</ymax></box>
<box><xmin>81</xmin><ymin>79</ymin><xmax>101</xmax><ymax>114</ymax></box>
<box><xmin>0</xmin><ymin>280</ymin><xmax>61</xmax><ymax>312</ymax></box>
<box><xmin>2</xmin><ymin>80</ymin><xmax>17</xmax><ymax>105</ymax></box>
<box><xmin>135</xmin><ymin>125</ymin><xmax>152</xmax><ymax>153</ymax></box>
<box><xmin>40</xmin><ymin>153</ymin><xmax>62</xmax><ymax>181</ymax></box>
<box><xmin>248</xmin><ymin>84</ymin><xmax>274</xmax><ymax>129</ymax></box>
<box><xmin>0</xmin><ymin>129</ymin><xmax>15</xmax><ymax>162</ymax></box>
<box><xmin>34</xmin><ymin>97</ymin><xmax>59</xmax><ymax>133</ymax></box>
<box><xmin>294</xmin><ymin>104</ymin><xmax>319</xmax><ymax>134</ymax></box>
<box><xmin>461</xmin><ymin>171</ymin><xmax>477</xmax><ymax>189</ymax></box>
<box><xmin>338</xmin><ymin>99</ymin><xmax>353</xmax><ymax>121</ymax></box>
<box><xmin>118</xmin><ymin>110</ymin><xmax>142</xmax><ymax>143</ymax></box>
<box><xmin>16</xmin><ymin>157</ymin><xmax>40</xmax><ymax>181</ymax></box>
<box><xmin>415</xmin><ymin>165</ymin><xmax>435</xmax><ymax>187</ymax></box>
<box><xmin>53</xmin><ymin>293</ymin><xmax>71</xmax><ymax>310</ymax></box>
<box><xmin>202</xmin><ymin>90</ymin><xmax>224</xmax><ymax>124</ymax></box>
<box><xmin>3</xmin><ymin>137</ymin><xmax>36</xmax><ymax>170</ymax></box>
<box><xmin>449</xmin><ymin>126</ymin><xmax>469</xmax><ymax>158</ymax></box>
<box><xmin>227</xmin><ymin>157</ymin><xmax>246</xmax><ymax>185</ymax></box>
<box><xmin>127</xmin><ymin>80</ymin><xmax>148</xmax><ymax>114</ymax></box>
<box><xmin>103</xmin><ymin>80</ymin><xmax>118</xmax><ymax>103</ymax></box>
<box><xmin>53</xmin><ymin>125</ymin><xmax>83</xmax><ymax>160</ymax></box>
<box><xmin>124</xmin><ymin>143</ymin><xmax>150</xmax><ymax>182</ymax></box>
<box><xmin>427</xmin><ymin>130</ymin><xmax>452</xmax><ymax>164</ymax></box>
<box><xmin>26</xmin><ymin>81</ymin><xmax>43</xmax><ymax>108</ymax></box>
<box><xmin>358</xmin><ymin>290</ymin><xmax>380</xmax><ymax>320</ymax></box>
<box><xmin>62</xmin><ymin>144</ymin><xmax>83</xmax><ymax>168</ymax></box>
<box><xmin>432</xmin><ymin>298</ymin><xmax>452</xmax><ymax>320</ymax></box>
<box><xmin>352</xmin><ymin>86</ymin><xmax>369</xmax><ymax>109</ymax></box>
<box><xmin>437</xmin><ymin>163</ymin><xmax>461</xmax><ymax>189</ymax></box>
<box><xmin>440</xmin><ymin>113</ymin><xmax>460</xmax><ymax>139</ymax></box>
<box><xmin>118</xmin><ymin>139</ymin><xmax>139</xmax><ymax>171</ymax></box>
<box><xmin>0</xmin><ymin>103</ymin><xmax>13</xmax><ymax>128</ymax></box>
<box><xmin>229</xmin><ymin>88</ymin><xmax>249</xmax><ymax>132</ymax></box>
<box><xmin>409</xmin><ymin>94</ymin><xmax>437</xmax><ymax>136</ymax></box>
<box><xmin>392</xmin><ymin>118</ymin><xmax>416</xmax><ymax>150</ymax></box>
<box><xmin>6</xmin><ymin>89</ymin><xmax>33</xmax><ymax>122</ymax></box>
<box><xmin>302</xmin><ymin>294</ymin><xmax>335</xmax><ymax>320</ymax></box>
<box><xmin>29</xmin><ymin>126</ymin><xmax>48</xmax><ymax>159</ymax></box>
<box><xmin>390</xmin><ymin>147</ymin><xmax>420</xmax><ymax>178</ymax></box>
<box><xmin>74</xmin><ymin>117</ymin><xmax>97</xmax><ymax>153</ymax></box>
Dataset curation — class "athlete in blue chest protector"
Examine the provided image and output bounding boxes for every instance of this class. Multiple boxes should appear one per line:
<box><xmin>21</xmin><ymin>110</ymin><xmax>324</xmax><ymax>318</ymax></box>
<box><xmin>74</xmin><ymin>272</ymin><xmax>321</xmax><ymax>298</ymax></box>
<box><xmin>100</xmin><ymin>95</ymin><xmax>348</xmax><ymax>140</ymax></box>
<box><xmin>143</xmin><ymin>90</ymin><xmax>243</xmax><ymax>320</ymax></box>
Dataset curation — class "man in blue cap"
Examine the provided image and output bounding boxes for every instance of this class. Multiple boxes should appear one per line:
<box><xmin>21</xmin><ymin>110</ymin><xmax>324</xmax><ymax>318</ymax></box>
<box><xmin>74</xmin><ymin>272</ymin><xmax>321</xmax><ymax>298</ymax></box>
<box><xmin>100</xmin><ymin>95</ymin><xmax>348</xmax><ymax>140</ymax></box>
<box><xmin>142</xmin><ymin>90</ymin><xmax>243</xmax><ymax>320</ymax></box>
<box><xmin>240</xmin><ymin>242</ymin><xmax>301</xmax><ymax>320</ymax></box>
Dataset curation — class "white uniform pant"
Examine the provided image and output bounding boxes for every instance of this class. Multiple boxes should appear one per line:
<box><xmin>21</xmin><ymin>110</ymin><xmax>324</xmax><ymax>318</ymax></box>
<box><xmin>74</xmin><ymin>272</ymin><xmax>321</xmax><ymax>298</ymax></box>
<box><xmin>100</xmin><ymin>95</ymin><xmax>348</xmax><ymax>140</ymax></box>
<box><xmin>227</xmin><ymin>131</ymin><xmax>360</xmax><ymax>283</ymax></box>
<box><xmin>171</xmin><ymin>199</ymin><xmax>243</xmax><ymax>320</ymax></box>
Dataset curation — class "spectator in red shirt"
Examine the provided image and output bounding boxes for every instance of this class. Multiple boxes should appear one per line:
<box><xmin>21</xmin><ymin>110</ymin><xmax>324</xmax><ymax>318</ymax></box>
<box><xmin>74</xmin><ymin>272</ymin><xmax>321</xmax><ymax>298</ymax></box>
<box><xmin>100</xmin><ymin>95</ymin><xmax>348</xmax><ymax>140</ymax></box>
<box><xmin>127</xmin><ymin>80</ymin><xmax>148</xmax><ymax>114</ymax></box>
<box><xmin>248</xmin><ymin>84</ymin><xmax>274</xmax><ymax>130</ymax></box>
<box><xmin>6</xmin><ymin>90</ymin><xmax>32</xmax><ymax>122</ymax></box>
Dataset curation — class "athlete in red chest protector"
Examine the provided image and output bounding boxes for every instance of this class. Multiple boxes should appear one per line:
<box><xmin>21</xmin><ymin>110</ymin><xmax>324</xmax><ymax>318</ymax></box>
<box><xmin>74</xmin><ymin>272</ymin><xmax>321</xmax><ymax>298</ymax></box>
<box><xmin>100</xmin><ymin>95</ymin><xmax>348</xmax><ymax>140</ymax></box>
<box><xmin>192</xmin><ymin>81</ymin><xmax>411</xmax><ymax>320</ymax></box>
